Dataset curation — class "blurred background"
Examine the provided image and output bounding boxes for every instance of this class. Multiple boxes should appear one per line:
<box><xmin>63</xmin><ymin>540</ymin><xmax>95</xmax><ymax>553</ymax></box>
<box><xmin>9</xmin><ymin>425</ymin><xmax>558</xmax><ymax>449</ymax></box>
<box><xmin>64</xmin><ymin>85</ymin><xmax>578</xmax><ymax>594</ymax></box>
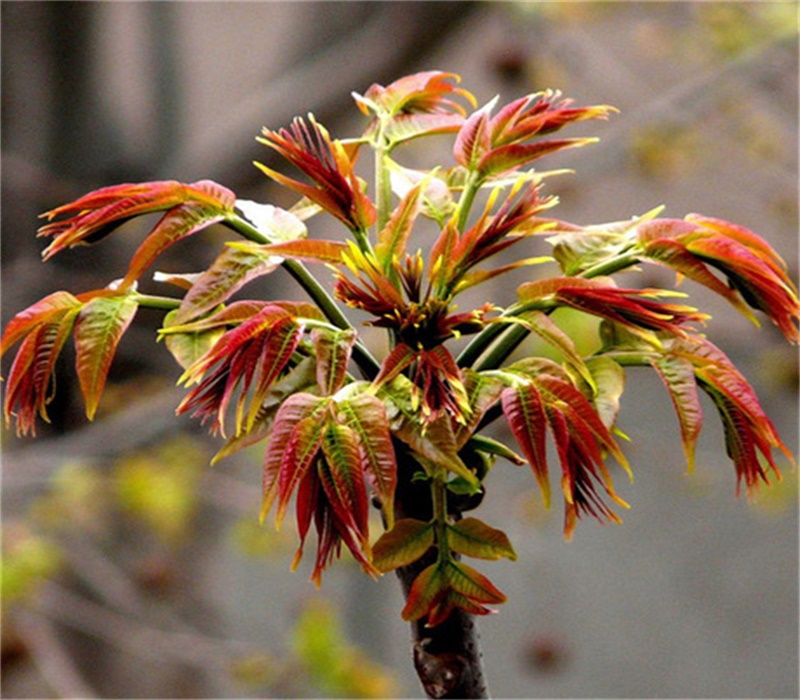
<box><xmin>1</xmin><ymin>2</ymin><xmax>797</xmax><ymax>697</ymax></box>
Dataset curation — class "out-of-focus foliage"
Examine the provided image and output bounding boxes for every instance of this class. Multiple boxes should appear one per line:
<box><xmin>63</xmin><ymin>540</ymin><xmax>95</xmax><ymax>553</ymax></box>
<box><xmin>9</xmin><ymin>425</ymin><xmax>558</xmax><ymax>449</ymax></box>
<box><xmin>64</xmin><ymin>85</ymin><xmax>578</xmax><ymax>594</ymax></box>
<box><xmin>1</xmin><ymin>524</ymin><xmax>63</xmax><ymax>606</ymax></box>
<box><xmin>228</xmin><ymin>598</ymin><xmax>399</xmax><ymax>698</ymax></box>
<box><xmin>114</xmin><ymin>435</ymin><xmax>206</xmax><ymax>544</ymax></box>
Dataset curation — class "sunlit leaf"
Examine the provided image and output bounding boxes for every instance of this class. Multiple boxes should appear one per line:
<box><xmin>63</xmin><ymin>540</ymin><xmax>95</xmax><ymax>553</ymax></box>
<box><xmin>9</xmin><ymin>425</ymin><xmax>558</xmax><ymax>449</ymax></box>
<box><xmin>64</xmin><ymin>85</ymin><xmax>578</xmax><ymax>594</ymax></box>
<box><xmin>251</xmin><ymin>238</ymin><xmax>349</xmax><ymax>265</ymax></box>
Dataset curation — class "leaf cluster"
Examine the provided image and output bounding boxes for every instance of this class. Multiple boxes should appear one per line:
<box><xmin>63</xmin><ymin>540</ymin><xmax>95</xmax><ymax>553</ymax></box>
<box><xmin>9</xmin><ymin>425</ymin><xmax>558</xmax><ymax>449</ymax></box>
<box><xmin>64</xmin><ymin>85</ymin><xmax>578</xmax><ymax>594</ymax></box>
<box><xmin>3</xmin><ymin>71</ymin><xmax>797</xmax><ymax>628</ymax></box>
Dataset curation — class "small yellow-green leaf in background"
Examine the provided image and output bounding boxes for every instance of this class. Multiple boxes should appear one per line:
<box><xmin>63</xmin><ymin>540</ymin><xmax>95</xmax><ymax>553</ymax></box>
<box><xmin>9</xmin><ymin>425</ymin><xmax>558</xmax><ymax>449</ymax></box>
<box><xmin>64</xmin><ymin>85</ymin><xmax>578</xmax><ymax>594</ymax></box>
<box><xmin>28</xmin><ymin>461</ymin><xmax>109</xmax><ymax>531</ymax></box>
<box><xmin>228</xmin><ymin>653</ymin><xmax>279</xmax><ymax>690</ymax></box>
<box><xmin>291</xmin><ymin>598</ymin><xmax>399</xmax><ymax>698</ymax></box>
<box><xmin>2</xmin><ymin>523</ymin><xmax>63</xmax><ymax>604</ymax></box>
<box><xmin>114</xmin><ymin>436</ymin><xmax>207</xmax><ymax>545</ymax></box>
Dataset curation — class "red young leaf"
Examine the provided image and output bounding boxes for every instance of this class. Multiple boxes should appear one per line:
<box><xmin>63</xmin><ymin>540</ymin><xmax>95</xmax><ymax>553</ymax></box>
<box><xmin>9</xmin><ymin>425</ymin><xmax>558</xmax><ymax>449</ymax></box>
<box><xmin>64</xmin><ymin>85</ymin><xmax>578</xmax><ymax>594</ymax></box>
<box><xmin>3</xmin><ymin>309</ymin><xmax>79</xmax><ymax>435</ymax></box>
<box><xmin>650</xmin><ymin>352</ymin><xmax>703</xmax><ymax>472</ymax></box>
<box><xmin>256</xmin><ymin>115</ymin><xmax>375</xmax><ymax>232</ymax></box>
<box><xmin>637</xmin><ymin>215</ymin><xmax>799</xmax><ymax>343</ymax></box>
<box><xmin>38</xmin><ymin>180</ymin><xmax>235</xmax><ymax>261</ymax></box>
<box><xmin>312</xmin><ymin>328</ymin><xmax>355</xmax><ymax>397</ymax></box>
<box><xmin>319</xmin><ymin>423</ymin><xmax>371</xmax><ymax>549</ymax></box>
<box><xmin>1</xmin><ymin>291</ymin><xmax>83</xmax><ymax>352</ymax></box>
<box><xmin>338</xmin><ymin>391</ymin><xmax>398</xmax><ymax>526</ymax></box>
<box><xmin>374</xmin><ymin>183</ymin><xmax>422</xmax><ymax>270</ymax></box>
<box><xmin>274</xmin><ymin>404</ymin><xmax>331</xmax><ymax>527</ymax></box>
<box><xmin>177</xmin><ymin>306</ymin><xmax>304</xmax><ymax>436</ymax></box>
<box><xmin>354</xmin><ymin>71</ymin><xmax>474</xmax><ymax>118</ymax></box>
<box><xmin>73</xmin><ymin>293</ymin><xmax>139</xmax><ymax>421</ymax></box>
<box><xmin>260</xmin><ymin>392</ymin><xmax>325</xmax><ymax>520</ymax></box>
<box><xmin>122</xmin><ymin>203</ymin><xmax>227</xmax><ymax>288</ymax></box>
<box><xmin>501</xmin><ymin>384</ymin><xmax>551</xmax><ymax>506</ymax></box>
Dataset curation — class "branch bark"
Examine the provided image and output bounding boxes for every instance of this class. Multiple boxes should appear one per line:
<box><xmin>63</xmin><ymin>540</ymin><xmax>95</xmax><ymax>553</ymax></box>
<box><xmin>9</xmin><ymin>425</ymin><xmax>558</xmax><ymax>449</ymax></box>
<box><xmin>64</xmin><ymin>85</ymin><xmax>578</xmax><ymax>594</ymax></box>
<box><xmin>393</xmin><ymin>449</ymin><xmax>489</xmax><ymax>699</ymax></box>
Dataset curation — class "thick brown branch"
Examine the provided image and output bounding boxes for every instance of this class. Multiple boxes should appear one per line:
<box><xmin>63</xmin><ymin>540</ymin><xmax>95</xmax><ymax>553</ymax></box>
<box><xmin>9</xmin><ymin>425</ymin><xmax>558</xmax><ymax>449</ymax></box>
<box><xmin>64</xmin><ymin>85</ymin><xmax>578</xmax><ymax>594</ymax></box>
<box><xmin>393</xmin><ymin>449</ymin><xmax>489</xmax><ymax>699</ymax></box>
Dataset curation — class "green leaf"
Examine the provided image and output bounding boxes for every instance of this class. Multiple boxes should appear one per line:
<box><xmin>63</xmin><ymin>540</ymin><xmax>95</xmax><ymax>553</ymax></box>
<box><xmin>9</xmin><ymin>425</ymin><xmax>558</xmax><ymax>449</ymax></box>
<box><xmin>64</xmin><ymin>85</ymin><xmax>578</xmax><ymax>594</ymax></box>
<box><xmin>372</xmin><ymin>519</ymin><xmax>434</xmax><ymax>572</ymax></box>
<box><xmin>444</xmin><ymin>561</ymin><xmax>507</xmax><ymax>604</ymax></box>
<box><xmin>586</xmin><ymin>356</ymin><xmax>626</xmax><ymax>430</ymax></box>
<box><xmin>446</xmin><ymin>517</ymin><xmax>517</xmax><ymax>561</ymax></box>
<box><xmin>454</xmin><ymin>369</ymin><xmax>505</xmax><ymax>447</ymax></box>
<box><xmin>162</xmin><ymin>309</ymin><xmax>224</xmax><ymax>371</ymax></box>
<box><xmin>73</xmin><ymin>293</ymin><xmax>139</xmax><ymax>420</ymax></box>
<box><xmin>512</xmin><ymin>311</ymin><xmax>595</xmax><ymax>390</ymax></box>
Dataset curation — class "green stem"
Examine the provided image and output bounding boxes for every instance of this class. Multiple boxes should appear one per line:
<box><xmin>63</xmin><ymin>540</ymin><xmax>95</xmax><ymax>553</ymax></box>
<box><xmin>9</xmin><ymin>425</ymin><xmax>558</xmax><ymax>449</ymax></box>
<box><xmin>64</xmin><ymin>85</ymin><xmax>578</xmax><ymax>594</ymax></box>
<box><xmin>473</xmin><ymin>323</ymin><xmax>529</xmax><ymax>372</ymax></box>
<box><xmin>224</xmin><ymin>213</ymin><xmax>381</xmax><ymax>379</ymax></box>
<box><xmin>458</xmin><ymin>247</ymin><xmax>641</xmax><ymax>370</ymax></box>
<box><xmin>132</xmin><ymin>293</ymin><xmax>182</xmax><ymax>311</ymax></box>
<box><xmin>375</xmin><ymin>135</ymin><xmax>393</xmax><ymax>234</ymax></box>
<box><xmin>456</xmin><ymin>322</ymin><xmax>506</xmax><ymax>368</ymax></box>
<box><xmin>577</xmin><ymin>249</ymin><xmax>640</xmax><ymax>279</ymax></box>
<box><xmin>456</xmin><ymin>172</ymin><xmax>481</xmax><ymax>232</ymax></box>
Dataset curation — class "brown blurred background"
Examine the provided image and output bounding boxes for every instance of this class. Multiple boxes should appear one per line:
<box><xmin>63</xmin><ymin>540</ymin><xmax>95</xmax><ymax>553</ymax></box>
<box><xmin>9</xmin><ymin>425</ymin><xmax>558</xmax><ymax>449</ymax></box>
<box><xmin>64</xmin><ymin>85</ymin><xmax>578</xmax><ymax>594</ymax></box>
<box><xmin>2</xmin><ymin>2</ymin><xmax>798</xmax><ymax>697</ymax></box>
